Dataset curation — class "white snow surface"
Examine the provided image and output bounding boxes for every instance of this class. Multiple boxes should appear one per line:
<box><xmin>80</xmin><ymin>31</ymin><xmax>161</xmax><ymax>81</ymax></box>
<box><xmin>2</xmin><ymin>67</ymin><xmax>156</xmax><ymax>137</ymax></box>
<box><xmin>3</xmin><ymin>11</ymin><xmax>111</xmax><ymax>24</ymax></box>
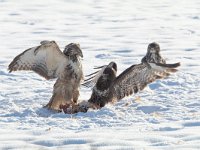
<box><xmin>0</xmin><ymin>0</ymin><xmax>200</xmax><ymax>149</ymax></box>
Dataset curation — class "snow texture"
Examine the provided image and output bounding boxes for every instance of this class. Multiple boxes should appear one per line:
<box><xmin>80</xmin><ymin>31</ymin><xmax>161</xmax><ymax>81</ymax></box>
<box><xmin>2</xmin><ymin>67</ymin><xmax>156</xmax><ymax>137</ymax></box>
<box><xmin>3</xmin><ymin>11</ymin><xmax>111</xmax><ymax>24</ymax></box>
<box><xmin>0</xmin><ymin>0</ymin><xmax>200</xmax><ymax>149</ymax></box>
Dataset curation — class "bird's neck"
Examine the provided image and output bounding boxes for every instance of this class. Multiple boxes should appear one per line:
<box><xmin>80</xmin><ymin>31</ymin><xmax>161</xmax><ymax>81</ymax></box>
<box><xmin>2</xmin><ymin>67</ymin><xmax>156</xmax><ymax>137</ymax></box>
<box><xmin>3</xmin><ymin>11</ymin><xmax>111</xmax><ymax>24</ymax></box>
<box><xmin>68</xmin><ymin>55</ymin><xmax>78</xmax><ymax>62</ymax></box>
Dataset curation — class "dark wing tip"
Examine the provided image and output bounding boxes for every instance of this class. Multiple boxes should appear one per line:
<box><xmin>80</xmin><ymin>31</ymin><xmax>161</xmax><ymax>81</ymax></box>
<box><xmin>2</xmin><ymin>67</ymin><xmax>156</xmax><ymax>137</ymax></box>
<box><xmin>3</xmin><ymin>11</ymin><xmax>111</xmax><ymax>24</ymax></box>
<box><xmin>7</xmin><ymin>48</ymin><xmax>32</xmax><ymax>73</ymax></box>
<box><xmin>8</xmin><ymin>67</ymin><xmax>12</xmax><ymax>73</ymax></box>
<box><xmin>169</xmin><ymin>62</ymin><xmax>181</xmax><ymax>68</ymax></box>
<box><xmin>177</xmin><ymin>62</ymin><xmax>181</xmax><ymax>67</ymax></box>
<box><xmin>8</xmin><ymin>59</ymin><xmax>17</xmax><ymax>73</ymax></box>
<box><xmin>156</xmin><ymin>62</ymin><xmax>181</xmax><ymax>68</ymax></box>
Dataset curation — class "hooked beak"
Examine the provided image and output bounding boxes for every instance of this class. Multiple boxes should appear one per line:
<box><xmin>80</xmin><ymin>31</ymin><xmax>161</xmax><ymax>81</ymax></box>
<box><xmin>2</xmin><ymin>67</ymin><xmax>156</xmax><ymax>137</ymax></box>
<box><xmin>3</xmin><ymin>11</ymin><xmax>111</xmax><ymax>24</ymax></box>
<box><xmin>75</xmin><ymin>43</ymin><xmax>83</xmax><ymax>57</ymax></box>
<box><xmin>79</xmin><ymin>50</ymin><xmax>83</xmax><ymax>58</ymax></box>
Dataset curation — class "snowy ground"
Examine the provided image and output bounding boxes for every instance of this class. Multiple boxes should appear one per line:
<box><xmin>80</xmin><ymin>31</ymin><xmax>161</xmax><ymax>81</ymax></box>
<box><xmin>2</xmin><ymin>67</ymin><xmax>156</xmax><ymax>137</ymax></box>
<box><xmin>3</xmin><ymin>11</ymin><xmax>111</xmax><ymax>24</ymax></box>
<box><xmin>0</xmin><ymin>0</ymin><xmax>200</xmax><ymax>149</ymax></box>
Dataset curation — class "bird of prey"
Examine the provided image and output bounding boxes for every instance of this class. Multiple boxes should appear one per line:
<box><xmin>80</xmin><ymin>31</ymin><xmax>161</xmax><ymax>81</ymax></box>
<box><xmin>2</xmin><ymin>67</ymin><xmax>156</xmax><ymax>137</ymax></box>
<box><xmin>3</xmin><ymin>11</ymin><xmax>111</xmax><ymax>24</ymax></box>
<box><xmin>79</xmin><ymin>42</ymin><xmax>180</xmax><ymax>110</ymax></box>
<box><xmin>8</xmin><ymin>40</ymin><xmax>83</xmax><ymax>111</ymax></box>
<box><xmin>141</xmin><ymin>42</ymin><xmax>166</xmax><ymax>64</ymax></box>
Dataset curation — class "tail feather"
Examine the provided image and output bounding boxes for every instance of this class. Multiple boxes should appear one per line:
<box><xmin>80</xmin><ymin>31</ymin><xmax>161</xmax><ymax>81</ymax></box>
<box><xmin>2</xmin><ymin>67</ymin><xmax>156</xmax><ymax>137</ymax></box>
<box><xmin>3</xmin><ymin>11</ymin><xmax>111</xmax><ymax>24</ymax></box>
<box><xmin>156</xmin><ymin>62</ymin><xmax>181</xmax><ymax>68</ymax></box>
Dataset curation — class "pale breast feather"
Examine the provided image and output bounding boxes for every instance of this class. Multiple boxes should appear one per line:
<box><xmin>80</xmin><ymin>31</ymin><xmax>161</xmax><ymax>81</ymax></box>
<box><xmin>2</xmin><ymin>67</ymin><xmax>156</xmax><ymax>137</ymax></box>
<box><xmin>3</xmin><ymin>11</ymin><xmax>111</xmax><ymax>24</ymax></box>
<box><xmin>71</xmin><ymin>59</ymin><xmax>83</xmax><ymax>80</ymax></box>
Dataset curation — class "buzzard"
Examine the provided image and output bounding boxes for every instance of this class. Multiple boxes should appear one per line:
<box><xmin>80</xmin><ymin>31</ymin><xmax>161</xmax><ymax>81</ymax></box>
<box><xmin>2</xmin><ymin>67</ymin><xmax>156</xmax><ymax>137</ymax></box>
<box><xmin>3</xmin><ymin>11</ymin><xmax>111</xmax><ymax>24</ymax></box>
<box><xmin>141</xmin><ymin>42</ymin><xmax>166</xmax><ymax>64</ymax></box>
<box><xmin>76</xmin><ymin>42</ymin><xmax>180</xmax><ymax>112</ymax></box>
<box><xmin>8</xmin><ymin>40</ymin><xmax>83</xmax><ymax>111</ymax></box>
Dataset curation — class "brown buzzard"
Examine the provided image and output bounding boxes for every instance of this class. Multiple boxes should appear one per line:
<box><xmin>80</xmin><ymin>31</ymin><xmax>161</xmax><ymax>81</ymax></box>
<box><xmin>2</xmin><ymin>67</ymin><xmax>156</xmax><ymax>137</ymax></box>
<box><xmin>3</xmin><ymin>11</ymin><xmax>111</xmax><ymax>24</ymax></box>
<box><xmin>8</xmin><ymin>40</ymin><xmax>83</xmax><ymax>111</ymax></box>
<box><xmin>77</xmin><ymin>42</ymin><xmax>180</xmax><ymax>112</ymax></box>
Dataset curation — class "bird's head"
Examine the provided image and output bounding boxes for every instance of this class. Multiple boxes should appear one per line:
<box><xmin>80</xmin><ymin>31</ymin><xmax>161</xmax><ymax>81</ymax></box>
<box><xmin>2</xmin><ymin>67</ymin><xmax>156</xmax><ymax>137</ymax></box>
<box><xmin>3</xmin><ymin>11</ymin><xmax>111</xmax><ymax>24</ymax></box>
<box><xmin>105</xmin><ymin>61</ymin><xmax>117</xmax><ymax>79</ymax></box>
<box><xmin>142</xmin><ymin>42</ymin><xmax>166</xmax><ymax>64</ymax></box>
<box><xmin>95</xmin><ymin>62</ymin><xmax>117</xmax><ymax>90</ymax></box>
<box><xmin>102</xmin><ymin>64</ymin><xmax>116</xmax><ymax>82</ymax></box>
<box><xmin>147</xmin><ymin>42</ymin><xmax>160</xmax><ymax>54</ymax></box>
<box><xmin>108</xmin><ymin>61</ymin><xmax>117</xmax><ymax>73</ymax></box>
<box><xmin>63</xmin><ymin>43</ymin><xmax>83</xmax><ymax>58</ymax></box>
<box><xmin>103</xmin><ymin>68</ymin><xmax>114</xmax><ymax>77</ymax></box>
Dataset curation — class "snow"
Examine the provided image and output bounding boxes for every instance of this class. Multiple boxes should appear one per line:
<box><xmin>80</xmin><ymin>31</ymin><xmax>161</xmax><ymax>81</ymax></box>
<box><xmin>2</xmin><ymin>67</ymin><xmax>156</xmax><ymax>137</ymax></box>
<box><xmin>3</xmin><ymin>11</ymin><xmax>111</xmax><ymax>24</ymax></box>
<box><xmin>0</xmin><ymin>0</ymin><xmax>200</xmax><ymax>149</ymax></box>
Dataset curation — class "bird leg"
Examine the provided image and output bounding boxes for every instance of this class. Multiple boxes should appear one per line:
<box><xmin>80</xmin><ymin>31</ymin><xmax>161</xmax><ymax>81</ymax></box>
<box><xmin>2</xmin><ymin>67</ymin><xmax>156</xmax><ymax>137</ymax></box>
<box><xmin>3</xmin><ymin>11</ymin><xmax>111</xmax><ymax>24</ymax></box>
<box><xmin>72</xmin><ymin>89</ymin><xmax>79</xmax><ymax>104</ymax></box>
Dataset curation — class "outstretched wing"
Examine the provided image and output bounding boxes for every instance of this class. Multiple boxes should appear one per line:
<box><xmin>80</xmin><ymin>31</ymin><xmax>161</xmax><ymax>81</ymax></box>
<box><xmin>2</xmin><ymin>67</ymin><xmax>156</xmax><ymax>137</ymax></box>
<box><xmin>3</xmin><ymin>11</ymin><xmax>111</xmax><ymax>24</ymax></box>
<box><xmin>111</xmin><ymin>62</ymin><xmax>180</xmax><ymax>101</ymax></box>
<box><xmin>82</xmin><ymin>65</ymin><xmax>107</xmax><ymax>87</ymax></box>
<box><xmin>8</xmin><ymin>40</ymin><xmax>67</xmax><ymax>80</ymax></box>
<box><xmin>82</xmin><ymin>62</ymin><xmax>117</xmax><ymax>88</ymax></box>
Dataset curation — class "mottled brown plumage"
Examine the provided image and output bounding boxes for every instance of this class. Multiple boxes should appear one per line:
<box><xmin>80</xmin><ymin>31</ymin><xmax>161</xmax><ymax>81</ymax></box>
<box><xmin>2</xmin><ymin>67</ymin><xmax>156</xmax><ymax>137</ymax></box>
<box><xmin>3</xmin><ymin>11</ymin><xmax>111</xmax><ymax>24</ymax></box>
<box><xmin>88</xmin><ymin>62</ymin><xmax>117</xmax><ymax>108</ymax></box>
<box><xmin>79</xmin><ymin>43</ymin><xmax>180</xmax><ymax>111</ymax></box>
<box><xmin>8</xmin><ymin>41</ymin><xmax>83</xmax><ymax>111</ymax></box>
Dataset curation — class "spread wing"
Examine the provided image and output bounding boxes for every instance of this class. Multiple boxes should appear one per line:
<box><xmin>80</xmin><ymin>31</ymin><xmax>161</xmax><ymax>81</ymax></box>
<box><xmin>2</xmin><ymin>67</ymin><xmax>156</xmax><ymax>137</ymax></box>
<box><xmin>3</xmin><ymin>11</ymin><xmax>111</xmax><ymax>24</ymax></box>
<box><xmin>8</xmin><ymin>40</ymin><xmax>67</xmax><ymax>80</ymax></box>
<box><xmin>82</xmin><ymin>65</ymin><xmax>108</xmax><ymax>88</ymax></box>
<box><xmin>82</xmin><ymin>62</ymin><xmax>117</xmax><ymax>88</ymax></box>
<box><xmin>111</xmin><ymin>62</ymin><xmax>180</xmax><ymax>100</ymax></box>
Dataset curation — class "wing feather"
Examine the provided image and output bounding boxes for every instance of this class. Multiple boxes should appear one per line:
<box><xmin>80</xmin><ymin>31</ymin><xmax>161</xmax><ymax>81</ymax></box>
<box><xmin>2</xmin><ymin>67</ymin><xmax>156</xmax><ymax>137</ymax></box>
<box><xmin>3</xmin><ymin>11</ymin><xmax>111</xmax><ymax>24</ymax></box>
<box><xmin>111</xmin><ymin>62</ymin><xmax>180</xmax><ymax>101</ymax></box>
<box><xmin>8</xmin><ymin>41</ymin><xmax>67</xmax><ymax>80</ymax></box>
<box><xmin>82</xmin><ymin>65</ymin><xmax>107</xmax><ymax>87</ymax></box>
<box><xmin>82</xmin><ymin>62</ymin><xmax>117</xmax><ymax>88</ymax></box>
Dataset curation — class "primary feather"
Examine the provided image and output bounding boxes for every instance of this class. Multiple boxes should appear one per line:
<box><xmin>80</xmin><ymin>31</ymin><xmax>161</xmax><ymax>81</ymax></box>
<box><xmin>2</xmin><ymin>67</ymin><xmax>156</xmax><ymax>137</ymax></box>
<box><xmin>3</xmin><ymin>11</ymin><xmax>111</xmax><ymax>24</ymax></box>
<box><xmin>8</xmin><ymin>40</ymin><xmax>83</xmax><ymax>111</ymax></box>
<box><xmin>8</xmin><ymin>41</ymin><xmax>66</xmax><ymax>79</ymax></box>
